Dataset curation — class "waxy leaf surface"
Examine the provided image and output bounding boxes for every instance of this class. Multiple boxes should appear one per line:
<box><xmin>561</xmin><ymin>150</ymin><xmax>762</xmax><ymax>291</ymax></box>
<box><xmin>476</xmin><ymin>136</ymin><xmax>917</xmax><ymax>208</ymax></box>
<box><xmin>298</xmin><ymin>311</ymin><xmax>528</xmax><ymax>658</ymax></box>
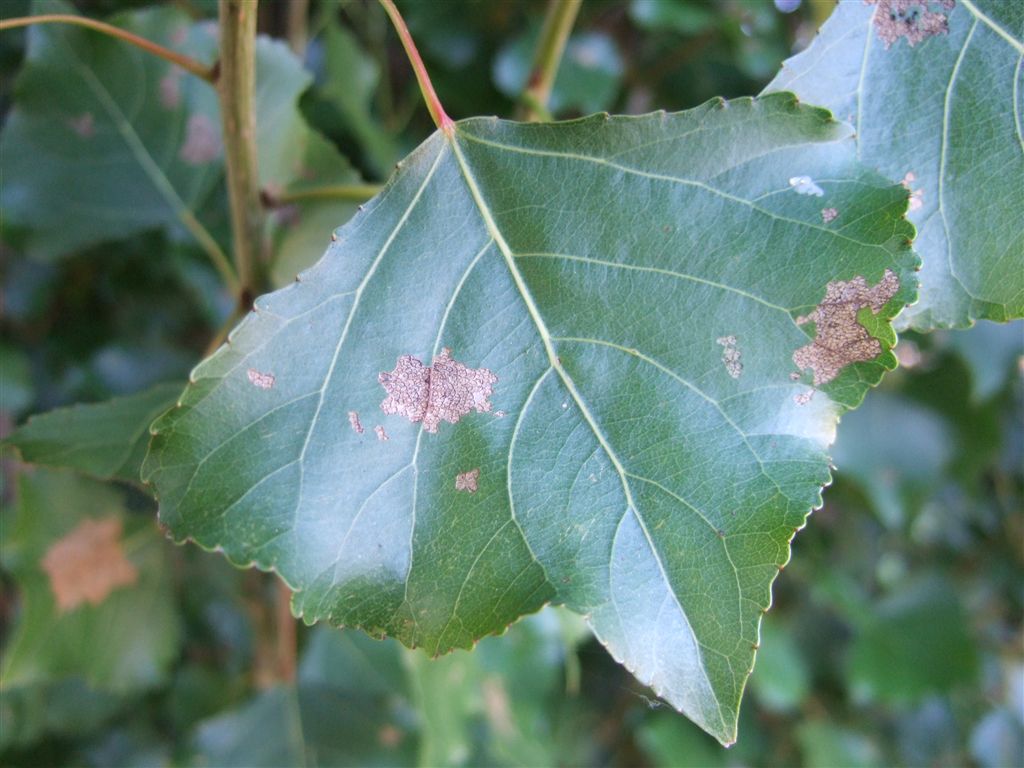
<box><xmin>766</xmin><ymin>0</ymin><xmax>1024</xmax><ymax>329</ymax></box>
<box><xmin>144</xmin><ymin>94</ymin><xmax>916</xmax><ymax>744</ymax></box>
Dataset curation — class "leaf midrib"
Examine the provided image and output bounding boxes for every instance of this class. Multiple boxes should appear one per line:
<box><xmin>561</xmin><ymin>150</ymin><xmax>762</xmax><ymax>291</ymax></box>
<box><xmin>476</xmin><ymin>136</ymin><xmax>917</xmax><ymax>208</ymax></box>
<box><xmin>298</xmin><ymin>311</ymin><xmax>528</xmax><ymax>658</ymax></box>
<box><xmin>448</xmin><ymin>131</ymin><xmax>727</xmax><ymax>723</ymax></box>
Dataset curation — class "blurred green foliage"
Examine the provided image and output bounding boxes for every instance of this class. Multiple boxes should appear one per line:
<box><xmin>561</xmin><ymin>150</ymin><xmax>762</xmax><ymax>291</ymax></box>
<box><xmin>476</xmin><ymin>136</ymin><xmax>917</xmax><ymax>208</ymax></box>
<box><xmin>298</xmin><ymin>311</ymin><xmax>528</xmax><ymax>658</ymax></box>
<box><xmin>1</xmin><ymin>1</ymin><xmax>1021</xmax><ymax>766</ymax></box>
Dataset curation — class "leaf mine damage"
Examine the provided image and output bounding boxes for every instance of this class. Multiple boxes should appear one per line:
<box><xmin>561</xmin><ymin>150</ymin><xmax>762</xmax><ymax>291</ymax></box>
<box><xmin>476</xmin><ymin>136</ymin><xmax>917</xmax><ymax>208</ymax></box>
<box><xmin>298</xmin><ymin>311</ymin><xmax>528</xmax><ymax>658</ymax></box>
<box><xmin>348</xmin><ymin>410</ymin><xmax>364</xmax><ymax>434</ymax></box>
<box><xmin>716</xmin><ymin>335</ymin><xmax>743</xmax><ymax>379</ymax></box>
<box><xmin>789</xmin><ymin>175</ymin><xmax>824</xmax><ymax>196</ymax></box>
<box><xmin>41</xmin><ymin>517</ymin><xmax>138</xmax><ymax>612</ymax></box>
<box><xmin>247</xmin><ymin>368</ymin><xmax>275</xmax><ymax>389</ymax></box>
<box><xmin>379</xmin><ymin>348</ymin><xmax>497</xmax><ymax>433</ymax></box>
<box><xmin>901</xmin><ymin>172</ymin><xmax>924</xmax><ymax>211</ymax></box>
<box><xmin>793</xmin><ymin>270</ymin><xmax>900</xmax><ymax>386</ymax></box>
<box><xmin>869</xmin><ymin>0</ymin><xmax>955</xmax><ymax>48</ymax></box>
<box><xmin>455</xmin><ymin>468</ymin><xmax>480</xmax><ymax>493</ymax></box>
<box><xmin>69</xmin><ymin>113</ymin><xmax>95</xmax><ymax>139</ymax></box>
<box><xmin>179</xmin><ymin>114</ymin><xmax>221</xmax><ymax>165</ymax></box>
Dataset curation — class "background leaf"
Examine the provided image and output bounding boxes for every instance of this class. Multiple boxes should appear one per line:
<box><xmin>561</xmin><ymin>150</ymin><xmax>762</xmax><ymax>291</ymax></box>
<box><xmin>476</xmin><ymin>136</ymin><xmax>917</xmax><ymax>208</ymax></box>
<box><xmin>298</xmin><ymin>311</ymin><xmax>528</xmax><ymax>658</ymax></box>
<box><xmin>3</xmin><ymin>382</ymin><xmax>182</xmax><ymax>484</ymax></box>
<box><xmin>144</xmin><ymin>93</ymin><xmax>915</xmax><ymax>744</ymax></box>
<box><xmin>0</xmin><ymin>467</ymin><xmax>180</xmax><ymax>692</ymax></box>
<box><xmin>765</xmin><ymin>0</ymin><xmax>1024</xmax><ymax>329</ymax></box>
<box><xmin>0</xmin><ymin>0</ymin><xmax>221</xmax><ymax>260</ymax></box>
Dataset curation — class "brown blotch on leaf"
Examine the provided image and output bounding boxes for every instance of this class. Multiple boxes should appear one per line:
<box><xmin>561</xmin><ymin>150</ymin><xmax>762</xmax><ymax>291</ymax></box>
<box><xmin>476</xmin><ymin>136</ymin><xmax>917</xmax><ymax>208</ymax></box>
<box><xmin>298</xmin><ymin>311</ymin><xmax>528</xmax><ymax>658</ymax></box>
<box><xmin>41</xmin><ymin>517</ymin><xmax>138</xmax><ymax>613</ymax></box>
<box><xmin>794</xmin><ymin>389</ymin><xmax>815</xmax><ymax>406</ymax></box>
<box><xmin>455</xmin><ymin>467</ymin><xmax>480</xmax><ymax>493</ymax></box>
<box><xmin>159</xmin><ymin>69</ymin><xmax>182</xmax><ymax>108</ymax></box>
<box><xmin>179</xmin><ymin>113</ymin><xmax>221</xmax><ymax>164</ymax></box>
<box><xmin>374</xmin><ymin>425</ymin><xmax>389</xmax><ymax>442</ymax></box>
<box><xmin>379</xmin><ymin>348</ymin><xmax>496</xmax><ymax>433</ymax></box>
<box><xmin>377</xmin><ymin>725</ymin><xmax>402</xmax><ymax>748</ymax></box>
<box><xmin>247</xmin><ymin>368</ymin><xmax>275</xmax><ymax>389</ymax></box>
<box><xmin>69</xmin><ymin>113</ymin><xmax>95</xmax><ymax>139</ymax></box>
<box><xmin>716</xmin><ymin>335</ymin><xmax>743</xmax><ymax>379</ymax></box>
<box><xmin>901</xmin><ymin>171</ymin><xmax>924</xmax><ymax>211</ymax></box>
<box><xmin>348</xmin><ymin>410</ymin><xmax>364</xmax><ymax>434</ymax></box>
<box><xmin>869</xmin><ymin>0</ymin><xmax>954</xmax><ymax>48</ymax></box>
<box><xmin>792</xmin><ymin>269</ymin><xmax>900</xmax><ymax>386</ymax></box>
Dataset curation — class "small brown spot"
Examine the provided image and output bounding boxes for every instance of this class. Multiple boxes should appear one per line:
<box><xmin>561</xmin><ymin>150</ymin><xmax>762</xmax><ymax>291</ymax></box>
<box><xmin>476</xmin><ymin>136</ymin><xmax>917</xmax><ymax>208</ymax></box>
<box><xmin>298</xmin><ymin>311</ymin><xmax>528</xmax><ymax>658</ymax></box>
<box><xmin>348</xmin><ymin>410</ymin><xmax>364</xmax><ymax>434</ymax></box>
<box><xmin>179</xmin><ymin>114</ymin><xmax>221</xmax><ymax>164</ymax></box>
<box><xmin>379</xmin><ymin>348</ymin><xmax>496</xmax><ymax>433</ymax></box>
<box><xmin>794</xmin><ymin>389</ymin><xmax>814</xmax><ymax>405</ymax></box>
<box><xmin>895</xmin><ymin>340</ymin><xmax>922</xmax><ymax>368</ymax></box>
<box><xmin>455</xmin><ymin>468</ymin><xmax>480</xmax><ymax>493</ymax></box>
<box><xmin>792</xmin><ymin>269</ymin><xmax>900</xmax><ymax>386</ymax></box>
<box><xmin>494</xmin><ymin>410</ymin><xmax>506</xmax><ymax>418</ymax></box>
<box><xmin>901</xmin><ymin>171</ymin><xmax>924</xmax><ymax>211</ymax></box>
<box><xmin>69</xmin><ymin>112</ymin><xmax>94</xmax><ymax>138</ymax></box>
<box><xmin>716</xmin><ymin>335</ymin><xmax>743</xmax><ymax>379</ymax></box>
<box><xmin>159</xmin><ymin>69</ymin><xmax>182</xmax><ymax>108</ymax></box>
<box><xmin>374</xmin><ymin>425</ymin><xmax>389</xmax><ymax>442</ymax></box>
<box><xmin>247</xmin><ymin>368</ymin><xmax>275</xmax><ymax>389</ymax></box>
<box><xmin>869</xmin><ymin>0</ymin><xmax>954</xmax><ymax>48</ymax></box>
<box><xmin>377</xmin><ymin>724</ymin><xmax>402</xmax><ymax>748</ymax></box>
<box><xmin>789</xmin><ymin>371</ymin><xmax>801</xmax><ymax>381</ymax></box>
<box><xmin>41</xmin><ymin>517</ymin><xmax>138</xmax><ymax>612</ymax></box>
<box><xmin>272</xmin><ymin>204</ymin><xmax>301</xmax><ymax>228</ymax></box>
<box><xmin>482</xmin><ymin>677</ymin><xmax>514</xmax><ymax>736</ymax></box>
<box><xmin>821</xmin><ymin>207</ymin><xmax>839</xmax><ymax>223</ymax></box>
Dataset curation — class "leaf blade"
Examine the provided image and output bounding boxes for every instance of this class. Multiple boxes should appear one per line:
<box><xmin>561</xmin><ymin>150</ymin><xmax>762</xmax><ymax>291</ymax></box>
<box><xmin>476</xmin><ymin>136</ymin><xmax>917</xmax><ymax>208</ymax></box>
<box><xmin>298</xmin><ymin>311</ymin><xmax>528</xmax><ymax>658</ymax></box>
<box><xmin>144</xmin><ymin>94</ymin><xmax>916</xmax><ymax>744</ymax></box>
<box><xmin>765</xmin><ymin>0</ymin><xmax>1024</xmax><ymax>329</ymax></box>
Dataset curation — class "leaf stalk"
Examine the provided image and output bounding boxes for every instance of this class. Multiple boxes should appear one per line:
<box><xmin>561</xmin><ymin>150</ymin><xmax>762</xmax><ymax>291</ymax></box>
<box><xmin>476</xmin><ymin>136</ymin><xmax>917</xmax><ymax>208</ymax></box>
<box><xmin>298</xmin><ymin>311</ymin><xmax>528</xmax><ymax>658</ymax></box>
<box><xmin>0</xmin><ymin>14</ymin><xmax>216</xmax><ymax>83</ymax></box>
<box><xmin>520</xmin><ymin>0</ymin><xmax>582</xmax><ymax>121</ymax></box>
<box><xmin>378</xmin><ymin>0</ymin><xmax>454</xmax><ymax>135</ymax></box>
<box><xmin>268</xmin><ymin>183</ymin><xmax>384</xmax><ymax>205</ymax></box>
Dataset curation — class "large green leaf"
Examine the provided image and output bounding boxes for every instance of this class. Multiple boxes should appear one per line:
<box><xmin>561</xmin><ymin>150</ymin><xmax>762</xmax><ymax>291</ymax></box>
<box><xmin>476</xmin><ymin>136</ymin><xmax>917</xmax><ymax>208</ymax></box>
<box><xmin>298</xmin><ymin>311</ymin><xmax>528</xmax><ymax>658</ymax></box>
<box><xmin>846</xmin><ymin>576</ymin><xmax>978</xmax><ymax>703</ymax></box>
<box><xmin>765</xmin><ymin>0</ymin><xmax>1024</xmax><ymax>329</ymax></box>
<box><xmin>3</xmin><ymin>382</ymin><xmax>182</xmax><ymax>485</ymax></box>
<box><xmin>144</xmin><ymin>93</ymin><xmax>916</xmax><ymax>744</ymax></box>
<box><xmin>0</xmin><ymin>468</ymin><xmax>180</xmax><ymax>691</ymax></box>
<box><xmin>0</xmin><ymin>0</ymin><xmax>361</xmax><ymax>270</ymax></box>
<box><xmin>0</xmin><ymin>0</ymin><xmax>220</xmax><ymax>259</ymax></box>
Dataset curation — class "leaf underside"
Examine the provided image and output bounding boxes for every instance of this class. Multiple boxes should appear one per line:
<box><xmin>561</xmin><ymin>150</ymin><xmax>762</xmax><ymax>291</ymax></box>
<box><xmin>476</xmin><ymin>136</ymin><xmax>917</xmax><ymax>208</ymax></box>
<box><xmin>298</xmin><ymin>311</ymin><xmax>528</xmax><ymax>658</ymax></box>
<box><xmin>766</xmin><ymin>0</ymin><xmax>1024</xmax><ymax>329</ymax></box>
<box><xmin>143</xmin><ymin>93</ymin><xmax>916</xmax><ymax>745</ymax></box>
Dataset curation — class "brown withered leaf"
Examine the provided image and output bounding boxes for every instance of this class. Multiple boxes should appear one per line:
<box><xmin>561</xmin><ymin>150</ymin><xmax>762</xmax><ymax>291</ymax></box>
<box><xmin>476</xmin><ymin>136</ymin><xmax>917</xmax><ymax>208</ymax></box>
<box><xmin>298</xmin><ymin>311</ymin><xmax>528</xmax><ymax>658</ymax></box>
<box><xmin>41</xmin><ymin>517</ymin><xmax>139</xmax><ymax>612</ymax></box>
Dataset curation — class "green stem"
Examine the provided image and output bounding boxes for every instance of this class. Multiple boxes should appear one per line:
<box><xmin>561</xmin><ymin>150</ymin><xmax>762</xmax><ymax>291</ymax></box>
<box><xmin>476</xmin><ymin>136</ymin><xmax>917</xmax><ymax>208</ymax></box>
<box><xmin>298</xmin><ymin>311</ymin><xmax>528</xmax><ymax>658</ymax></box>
<box><xmin>378</xmin><ymin>0</ymin><xmax>454</xmax><ymax>135</ymax></box>
<box><xmin>269</xmin><ymin>183</ymin><xmax>384</xmax><ymax>205</ymax></box>
<box><xmin>0</xmin><ymin>14</ymin><xmax>216</xmax><ymax>82</ymax></box>
<box><xmin>217</xmin><ymin>0</ymin><xmax>265</xmax><ymax>306</ymax></box>
<box><xmin>520</xmin><ymin>0</ymin><xmax>582</xmax><ymax>122</ymax></box>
